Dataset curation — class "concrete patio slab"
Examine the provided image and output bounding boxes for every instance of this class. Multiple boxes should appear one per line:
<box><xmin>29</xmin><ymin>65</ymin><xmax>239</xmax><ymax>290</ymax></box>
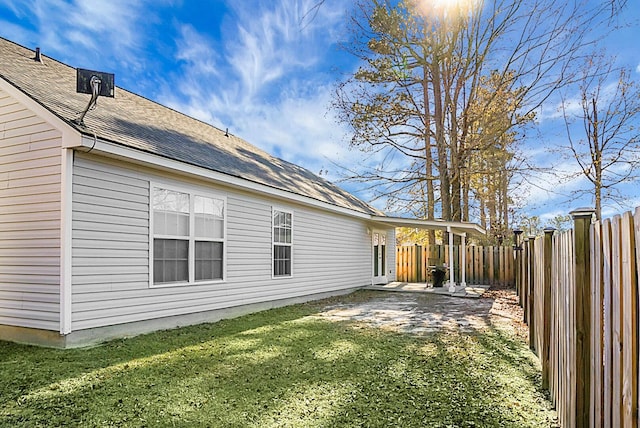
<box><xmin>313</xmin><ymin>291</ymin><xmax>496</xmax><ymax>334</ymax></box>
<box><xmin>366</xmin><ymin>281</ymin><xmax>490</xmax><ymax>298</ymax></box>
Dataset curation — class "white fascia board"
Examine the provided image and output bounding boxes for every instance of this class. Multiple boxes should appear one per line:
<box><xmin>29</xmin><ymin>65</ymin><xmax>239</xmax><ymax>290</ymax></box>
<box><xmin>0</xmin><ymin>77</ymin><xmax>82</xmax><ymax>146</ymax></box>
<box><xmin>369</xmin><ymin>216</ymin><xmax>486</xmax><ymax>236</ymax></box>
<box><xmin>78</xmin><ymin>135</ymin><xmax>373</xmax><ymax>220</ymax></box>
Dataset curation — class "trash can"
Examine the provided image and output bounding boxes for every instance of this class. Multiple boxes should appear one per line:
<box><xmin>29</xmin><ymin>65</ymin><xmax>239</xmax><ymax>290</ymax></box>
<box><xmin>431</xmin><ymin>265</ymin><xmax>447</xmax><ymax>288</ymax></box>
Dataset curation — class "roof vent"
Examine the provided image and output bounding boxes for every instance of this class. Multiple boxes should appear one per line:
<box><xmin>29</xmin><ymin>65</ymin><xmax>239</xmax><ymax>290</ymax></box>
<box><xmin>34</xmin><ymin>47</ymin><xmax>42</xmax><ymax>63</ymax></box>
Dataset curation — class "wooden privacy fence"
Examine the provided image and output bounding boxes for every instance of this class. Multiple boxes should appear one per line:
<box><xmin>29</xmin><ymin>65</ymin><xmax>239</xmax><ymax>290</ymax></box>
<box><xmin>521</xmin><ymin>207</ymin><xmax>640</xmax><ymax>427</ymax></box>
<box><xmin>396</xmin><ymin>244</ymin><xmax>514</xmax><ymax>286</ymax></box>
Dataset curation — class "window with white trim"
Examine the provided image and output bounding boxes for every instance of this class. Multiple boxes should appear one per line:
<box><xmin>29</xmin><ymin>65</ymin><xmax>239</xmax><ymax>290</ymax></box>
<box><xmin>151</xmin><ymin>185</ymin><xmax>225</xmax><ymax>285</ymax></box>
<box><xmin>272</xmin><ymin>209</ymin><xmax>292</xmax><ymax>277</ymax></box>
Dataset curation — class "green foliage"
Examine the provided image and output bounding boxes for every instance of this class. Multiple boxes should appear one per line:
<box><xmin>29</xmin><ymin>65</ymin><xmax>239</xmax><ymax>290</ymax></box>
<box><xmin>0</xmin><ymin>292</ymin><xmax>555</xmax><ymax>427</ymax></box>
<box><xmin>395</xmin><ymin>226</ymin><xmax>442</xmax><ymax>245</ymax></box>
<box><xmin>546</xmin><ymin>214</ymin><xmax>572</xmax><ymax>232</ymax></box>
<box><xmin>517</xmin><ymin>215</ymin><xmax>543</xmax><ymax>236</ymax></box>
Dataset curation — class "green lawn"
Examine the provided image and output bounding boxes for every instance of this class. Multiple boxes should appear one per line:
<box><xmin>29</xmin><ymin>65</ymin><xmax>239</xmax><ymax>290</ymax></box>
<box><xmin>0</xmin><ymin>292</ymin><xmax>556</xmax><ymax>427</ymax></box>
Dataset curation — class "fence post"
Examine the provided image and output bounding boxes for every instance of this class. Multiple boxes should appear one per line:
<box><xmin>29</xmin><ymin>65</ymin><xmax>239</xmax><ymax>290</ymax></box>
<box><xmin>542</xmin><ymin>227</ymin><xmax>555</xmax><ymax>390</ymax></box>
<box><xmin>513</xmin><ymin>229</ymin><xmax>524</xmax><ymax>298</ymax></box>
<box><xmin>523</xmin><ymin>235</ymin><xmax>530</xmax><ymax>322</ymax></box>
<box><xmin>571</xmin><ymin>207</ymin><xmax>595</xmax><ymax>428</ymax></box>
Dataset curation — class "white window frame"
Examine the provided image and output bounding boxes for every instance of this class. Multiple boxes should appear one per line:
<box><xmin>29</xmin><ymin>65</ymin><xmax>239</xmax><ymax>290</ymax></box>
<box><xmin>149</xmin><ymin>182</ymin><xmax>227</xmax><ymax>288</ymax></box>
<box><xmin>272</xmin><ymin>207</ymin><xmax>293</xmax><ymax>278</ymax></box>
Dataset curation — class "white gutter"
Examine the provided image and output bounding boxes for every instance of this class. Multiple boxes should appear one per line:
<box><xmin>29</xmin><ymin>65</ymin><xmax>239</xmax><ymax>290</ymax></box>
<box><xmin>369</xmin><ymin>215</ymin><xmax>486</xmax><ymax>236</ymax></box>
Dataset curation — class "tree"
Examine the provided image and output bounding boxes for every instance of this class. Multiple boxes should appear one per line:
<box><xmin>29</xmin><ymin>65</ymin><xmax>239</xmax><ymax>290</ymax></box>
<box><xmin>395</xmin><ymin>227</ymin><xmax>440</xmax><ymax>246</ymax></box>
<box><xmin>546</xmin><ymin>214</ymin><xmax>572</xmax><ymax>232</ymax></box>
<box><xmin>559</xmin><ymin>58</ymin><xmax>640</xmax><ymax>220</ymax></box>
<box><xmin>333</xmin><ymin>0</ymin><xmax>618</xmax><ymax>234</ymax></box>
<box><xmin>519</xmin><ymin>215</ymin><xmax>542</xmax><ymax>236</ymax></box>
<box><xmin>465</xmin><ymin>70</ymin><xmax>533</xmax><ymax>238</ymax></box>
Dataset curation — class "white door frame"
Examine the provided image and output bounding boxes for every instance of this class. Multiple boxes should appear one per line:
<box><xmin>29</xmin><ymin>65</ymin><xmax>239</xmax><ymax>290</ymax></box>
<box><xmin>372</xmin><ymin>230</ymin><xmax>388</xmax><ymax>284</ymax></box>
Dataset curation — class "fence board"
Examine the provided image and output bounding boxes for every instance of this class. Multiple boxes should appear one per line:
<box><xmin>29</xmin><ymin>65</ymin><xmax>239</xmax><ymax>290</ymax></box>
<box><xmin>620</xmin><ymin>211</ymin><xmax>638</xmax><ymax>427</ymax></box>
<box><xmin>552</xmin><ymin>229</ymin><xmax>576</xmax><ymax>428</ymax></box>
<box><xmin>549</xmin><ymin>232</ymin><xmax>558</xmax><ymax>407</ymax></box>
<box><xmin>533</xmin><ymin>236</ymin><xmax>544</xmax><ymax>356</ymax></box>
<box><xmin>528</xmin><ymin>237</ymin><xmax>536</xmax><ymax>351</ymax></box>
<box><xmin>503</xmin><ymin>247</ymin><xmax>511</xmax><ymax>286</ymax></box>
<box><xmin>590</xmin><ymin>221</ymin><xmax>603</xmax><ymax>428</ymax></box>
<box><xmin>569</xmin><ymin>229</ymin><xmax>576</xmax><ymax>428</ymax></box>
<box><xmin>635</xmin><ymin>207</ymin><xmax>640</xmax><ymax>425</ymax></box>
<box><xmin>612</xmin><ymin>215</ymin><xmax>623</xmax><ymax>428</ymax></box>
<box><xmin>602</xmin><ymin>219</ymin><xmax>613</xmax><ymax>428</ymax></box>
<box><xmin>565</xmin><ymin>230</ymin><xmax>576</xmax><ymax>428</ymax></box>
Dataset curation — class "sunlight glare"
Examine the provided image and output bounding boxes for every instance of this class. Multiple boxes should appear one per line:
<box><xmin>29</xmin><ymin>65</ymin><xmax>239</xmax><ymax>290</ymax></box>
<box><xmin>410</xmin><ymin>0</ymin><xmax>480</xmax><ymax>20</ymax></box>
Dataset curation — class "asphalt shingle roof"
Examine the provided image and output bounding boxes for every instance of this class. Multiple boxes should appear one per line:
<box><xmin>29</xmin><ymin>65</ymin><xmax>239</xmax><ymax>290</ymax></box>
<box><xmin>0</xmin><ymin>37</ymin><xmax>381</xmax><ymax>215</ymax></box>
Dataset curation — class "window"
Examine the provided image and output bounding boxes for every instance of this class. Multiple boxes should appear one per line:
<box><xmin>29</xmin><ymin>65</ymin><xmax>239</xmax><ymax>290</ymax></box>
<box><xmin>151</xmin><ymin>185</ymin><xmax>225</xmax><ymax>286</ymax></box>
<box><xmin>273</xmin><ymin>209</ymin><xmax>292</xmax><ymax>277</ymax></box>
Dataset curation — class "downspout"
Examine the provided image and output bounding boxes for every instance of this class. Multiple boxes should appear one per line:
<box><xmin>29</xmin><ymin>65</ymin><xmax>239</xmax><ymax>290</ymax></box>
<box><xmin>60</xmin><ymin>148</ymin><xmax>73</xmax><ymax>335</ymax></box>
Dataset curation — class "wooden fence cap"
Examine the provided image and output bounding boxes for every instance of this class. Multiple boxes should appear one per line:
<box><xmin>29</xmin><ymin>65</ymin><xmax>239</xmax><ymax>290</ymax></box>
<box><xmin>569</xmin><ymin>207</ymin><xmax>596</xmax><ymax>218</ymax></box>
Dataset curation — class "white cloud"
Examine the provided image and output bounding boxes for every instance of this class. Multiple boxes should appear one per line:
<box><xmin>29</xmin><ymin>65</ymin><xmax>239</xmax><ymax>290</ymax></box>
<box><xmin>1</xmin><ymin>0</ymin><xmax>161</xmax><ymax>71</ymax></box>
<box><xmin>159</xmin><ymin>0</ymin><xmax>357</xmax><ymax>182</ymax></box>
<box><xmin>222</xmin><ymin>0</ymin><xmax>341</xmax><ymax>99</ymax></box>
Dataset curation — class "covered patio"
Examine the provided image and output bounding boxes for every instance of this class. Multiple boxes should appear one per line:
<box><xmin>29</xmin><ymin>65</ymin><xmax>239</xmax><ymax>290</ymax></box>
<box><xmin>370</xmin><ymin>216</ymin><xmax>487</xmax><ymax>294</ymax></box>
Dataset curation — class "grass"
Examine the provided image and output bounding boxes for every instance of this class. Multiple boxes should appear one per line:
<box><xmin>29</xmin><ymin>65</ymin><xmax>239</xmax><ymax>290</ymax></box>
<box><xmin>0</xmin><ymin>291</ymin><xmax>556</xmax><ymax>427</ymax></box>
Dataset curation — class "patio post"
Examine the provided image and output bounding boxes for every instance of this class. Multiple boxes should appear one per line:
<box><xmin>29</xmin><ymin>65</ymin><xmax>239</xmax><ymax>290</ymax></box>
<box><xmin>448</xmin><ymin>226</ymin><xmax>456</xmax><ymax>292</ymax></box>
<box><xmin>460</xmin><ymin>233</ymin><xmax>467</xmax><ymax>287</ymax></box>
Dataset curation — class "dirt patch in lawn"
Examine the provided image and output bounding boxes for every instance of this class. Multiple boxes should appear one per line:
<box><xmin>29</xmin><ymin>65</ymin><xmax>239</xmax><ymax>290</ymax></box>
<box><xmin>483</xmin><ymin>284</ymin><xmax>529</xmax><ymax>339</ymax></box>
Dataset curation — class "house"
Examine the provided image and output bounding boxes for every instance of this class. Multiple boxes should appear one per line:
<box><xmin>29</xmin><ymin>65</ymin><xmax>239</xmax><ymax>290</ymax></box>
<box><xmin>0</xmin><ymin>37</ymin><xmax>483</xmax><ymax>348</ymax></box>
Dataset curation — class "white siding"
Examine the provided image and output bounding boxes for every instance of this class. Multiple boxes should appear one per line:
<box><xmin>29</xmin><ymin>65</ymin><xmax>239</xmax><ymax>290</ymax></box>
<box><xmin>71</xmin><ymin>154</ymin><xmax>375</xmax><ymax>331</ymax></box>
<box><xmin>0</xmin><ymin>89</ymin><xmax>62</xmax><ymax>330</ymax></box>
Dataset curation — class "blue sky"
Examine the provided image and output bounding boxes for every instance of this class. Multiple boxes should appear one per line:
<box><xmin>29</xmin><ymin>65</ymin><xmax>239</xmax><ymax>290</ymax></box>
<box><xmin>1</xmin><ymin>0</ymin><xmax>639</xmax><ymax>224</ymax></box>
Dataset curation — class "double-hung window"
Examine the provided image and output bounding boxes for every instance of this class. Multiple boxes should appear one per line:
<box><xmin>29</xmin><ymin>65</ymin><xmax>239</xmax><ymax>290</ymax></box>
<box><xmin>272</xmin><ymin>209</ymin><xmax>292</xmax><ymax>277</ymax></box>
<box><xmin>151</xmin><ymin>185</ymin><xmax>225</xmax><ymax>286</ymax></box>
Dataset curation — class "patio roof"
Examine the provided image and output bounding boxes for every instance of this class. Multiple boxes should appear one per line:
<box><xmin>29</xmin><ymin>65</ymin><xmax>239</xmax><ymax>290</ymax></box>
<box><xmin>370</xmin><ymin>216</ymin><xmax>485</xmax><ymax>236</ymax></box>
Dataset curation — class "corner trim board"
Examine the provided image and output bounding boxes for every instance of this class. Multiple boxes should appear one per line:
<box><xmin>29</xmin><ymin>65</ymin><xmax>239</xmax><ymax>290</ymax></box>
<box><xmin>60</xmin><ymin>148</ymin><xmax>73</xmax><ymax>334</ymax></box>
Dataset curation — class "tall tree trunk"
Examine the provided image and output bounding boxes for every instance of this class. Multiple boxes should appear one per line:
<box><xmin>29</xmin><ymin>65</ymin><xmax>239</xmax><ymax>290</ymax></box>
<box><xmin>443</xmin><ymin>72</ymin><xmax>461</xmax><ymax>221</ymax></box>
<box><xmin>488</xmin><ymin>193</ymin><xmax>497</xmax><ymax>236</ymax></box>
<box><xmin>462</xmin><ymin>168</ymin><xmax>469</xmax><ymax>222</ymax></box>
<box><xmin>449</xmin><ymin>119</ymin><xmax>461</xmax><ymax>221</ymax></box>
<box><xmin>501</xmin><ymin>171</ymin><xmax>509</xmax><ymax>233</ymax></box>
<box><xmin>431</xmin><ymin>61</ymin><xmax>451</xmax><ymax>221</ymax></box>
<box><xmin>480</xmin><ymin>191</ymin><xmax>487</xmax><ymax>229</ymax></box>
<box><xmin>423</xmin><ymin>68</ymin><xmax>436</xmax><ymax>244</ymax></box>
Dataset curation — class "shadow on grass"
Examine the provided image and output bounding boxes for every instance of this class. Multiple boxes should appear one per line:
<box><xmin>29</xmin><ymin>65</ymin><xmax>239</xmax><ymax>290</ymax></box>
<box><xmin>0</xmin><ymin>294</ymin><xmax>556</xmax><ymax>427</ymax></box>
